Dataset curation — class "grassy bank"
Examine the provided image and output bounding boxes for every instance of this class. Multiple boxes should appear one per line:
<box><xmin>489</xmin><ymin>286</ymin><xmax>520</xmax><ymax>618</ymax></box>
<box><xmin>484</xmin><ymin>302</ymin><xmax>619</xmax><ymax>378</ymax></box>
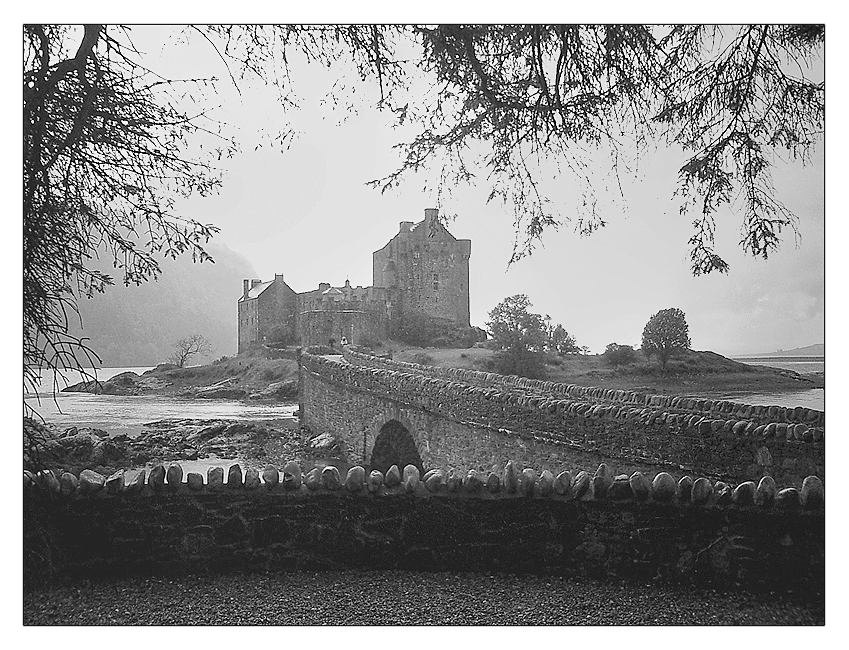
<box><xmin>384</xmin><ymin>344</ymin><xmax>823</xmax><ymax>396</ymax></box>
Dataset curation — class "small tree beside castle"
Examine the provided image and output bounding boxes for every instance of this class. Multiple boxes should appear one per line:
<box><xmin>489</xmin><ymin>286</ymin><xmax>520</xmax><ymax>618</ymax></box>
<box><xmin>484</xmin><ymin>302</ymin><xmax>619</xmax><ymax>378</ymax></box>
<box><xmin>641</xmin><ymin>308</ymin><xmax>691</xmax><ymax>371</ymax></box>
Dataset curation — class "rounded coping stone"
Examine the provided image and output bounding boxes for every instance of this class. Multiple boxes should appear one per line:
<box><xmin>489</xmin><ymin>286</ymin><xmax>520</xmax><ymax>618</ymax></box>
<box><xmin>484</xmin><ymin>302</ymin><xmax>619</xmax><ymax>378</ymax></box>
<box><xmin>677</xmin><ymin>476</ymin><xmax>694</xmax><ymax>501</ymax></box>
<box><xmin>186</xmin><ymin>472</ymin><xmax>204</xmax><ymax>490</ymax></box>
<box><xmin>520</xmin><ymin>468</ymin><xmax>538</xmax><ymax>496</ymax></box>
<box><xmin>345</xmin><ymin>466</ymin><xmax>366</xmax><ymax>492</ymax></box>
<box><xmin>38</xmin><ymin>470</ymin><xmax>61</xmax><ymax>494</ymax></box>
<box><xmin>207</xmin><ymin>467</ymin><xmax>224</xmax><ymax>489</ymax></box>
<box><xmin>776</xmin><ymin>487</ymin><xmax>801</xmax><ymax>509</ymax></box>
<box><xmin>402</xmin><ymin>465</ymin><xmax>420</xmax><ymax>492</ymax></box>
<box><xmin>554</xmin><ymin>471</ymin><xmax>572</xmax><ymax>497</ymax></box>
<box><xmin>801</xmin><ymin>476</ymin><xmax>824</xmax><ymax>509</ymax></box>
<box><xmin>691</xmin><ymin>477</ymin><xmax>713</xmax><ymax>505</ymax></box>
<box><xmin>732</xmin><ymin>481</ymin><xmax>756</xmax><ymax>506</ymax></box>
<box><xmin>446</xmin><ymin>469</ymin><xmax>462</xmax><ymax>493</ymax></box>
<box><xmin>262</xmin><ymin>466</ymin><xmax>279</xmax><ymax>488</ymax></box>
<box><xmin>572</xmin><ymin>471</ymin><xmax>591</xmax><ymax>499</ymax></box>
<box><xmin>756</xmin><ymin>476</ymin><xmax>777</xmax><ymax>506</ymax></box>
<box><xmin>607</xmin><ymin>477</ymin><xmax>633</xmax><ymax>500</ymax></box>
<box><xmin>166</xmin><ymin>464</ymin><xmax>183</xmax><ymax>490</ymax></box>
<box><xmin>367</xmin><ymin>470</ymin><xmax>384</xmax><ymax>493</ymax></box>
<box><xmin>464</xmin><ymin>469</ymin><xmax>484</xmax><ymax>493</ymax></box>
<box><xmin>384</xmin><ymin>465</ymin><xmax>401</xmax><ymax>487</ymax></box>
<box><xmin>424</xmin><ymin>470</ymin><xmax>445</xmax><ymax>493</ymax></box>
<box><xmin>305</xmin><ymin>467</ymin><xmax>321</xmax><ymax>491</ymax></box>
<box><xmin>651</xmin><ymin>472</ymin><xmax>676</xmax><ymax>501</ymax></box>
<box><xmin>320</xmin><ymin>466</ymin><xmax>342</xmax><ymax>491</ymax></box>
<box><xmin>536</xmin><ymin>469</ymin><xmax>554</xmax><ymax>497</ymax></box>
<box><xmin>105</xmin><ymin>470</ymin><xmax>125</xmax><ymax>494</ymax></box>
<box><xmin>148</xmin><ymin>465</ymin><xmax>166</xmax><ymax>491</ymax></box>
<box><xmin>59</xmin><ymin>471</ymin><xmax>79</xmax><ymax>496</ymax></box>
<box><xmin>77</xmin><ymin>469</ymin><xmax>106</xmax><ymax>494</ymax></box>
<box><xmin>502</xmin><ymin>461</ymin><xmax>519</xmax><ymax>494</ymax></box>
<box><xmin>629</xmin><ymin>472</ymin><xmax>651</xmax><ymax>501</ymax></box>
<box><xmin>714</xmin><ymin>482</ymin><xmax>733</xmax><ymax>505</ymax></box>
<box><xmin>227</xmin><ymin>464</ymin><xmax>243</xmax><ymax>488</ymax></box>
<box><xmin>282</xmin><ymin>461</ymin><xmax>302</xmax><ymax>490</ymax></box>
<box><xmin>485</xmin><ymin>472</ymin><xmax>500</xmax><ymax>493</ymax></box>
<box><xmin>244</xmin><ymin>468</ymin><xmax>261</xmax><ymax>490</ymax></box>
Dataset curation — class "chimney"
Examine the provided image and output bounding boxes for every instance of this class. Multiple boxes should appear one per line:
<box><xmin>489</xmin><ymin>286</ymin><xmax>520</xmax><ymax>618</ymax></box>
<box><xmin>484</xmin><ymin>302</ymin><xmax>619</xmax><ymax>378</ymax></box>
<box><xmin>344</xmin><ymin>278</ymin><xmax>351</xmax><ymax>288</ymax></box>
<box><xmin>319</xmin><ymin>282</ymin><xmax>330</xmax><ymax>291</ymax></box>
<box><xmin>242</xmin><ymin>279</ymin><xmax>250</xmax><ymax>297</ymax></box>
<box><xmin>274</xmin><ymin>273</ymin><xmax>284</xmax><ymax>283</ymax></box>
<box><xmin>399</xmin><ymin>221</ymin><xmax>414</xmax><ymax>233</ymax></box>
<box><xmin>424</xmin><ymin>207</ymin><xmax>439</xmax><ymax>220</ymax></box>
<box><xmin>251</xmin><ymin>279</ymin><xmax>262</xmax><ymax>289</ymax></box>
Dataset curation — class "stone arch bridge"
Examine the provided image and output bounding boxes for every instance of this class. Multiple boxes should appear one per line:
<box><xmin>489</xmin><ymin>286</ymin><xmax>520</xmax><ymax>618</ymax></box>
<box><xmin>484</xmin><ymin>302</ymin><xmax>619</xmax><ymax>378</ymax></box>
<box><xmin>298</xmin><ymin>349</ymin><xmax>825</xmax><ymax>484</ymax></box>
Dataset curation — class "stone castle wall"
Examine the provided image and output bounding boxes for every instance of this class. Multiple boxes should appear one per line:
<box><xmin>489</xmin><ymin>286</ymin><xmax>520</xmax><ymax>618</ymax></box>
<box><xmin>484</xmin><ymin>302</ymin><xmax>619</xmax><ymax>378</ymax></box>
<box><xmin>24</xmin><ymin>463</ymin><xmax>825</xmax><ymax>590</ymax></box>
<box><xmin>300</xmin><ymin>352</ymin><xmax>824</xmax><ymax>484</ymax></box>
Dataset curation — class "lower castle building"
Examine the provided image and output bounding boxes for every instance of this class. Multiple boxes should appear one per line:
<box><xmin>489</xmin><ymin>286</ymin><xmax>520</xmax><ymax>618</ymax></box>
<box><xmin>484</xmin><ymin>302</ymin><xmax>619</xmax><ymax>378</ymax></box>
<box><xmin>238</xmin><ymin>208</ymin><xmax>471</xmax><ymax>351</ymax></box>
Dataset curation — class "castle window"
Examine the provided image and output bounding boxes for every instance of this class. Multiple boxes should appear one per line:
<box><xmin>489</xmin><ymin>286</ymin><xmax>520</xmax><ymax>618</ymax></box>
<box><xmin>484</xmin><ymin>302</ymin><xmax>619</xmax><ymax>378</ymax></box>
<box><xmin>432</xmin><ymin>272</ymin><xmax>439</xmax><ymax>291</ymax></box>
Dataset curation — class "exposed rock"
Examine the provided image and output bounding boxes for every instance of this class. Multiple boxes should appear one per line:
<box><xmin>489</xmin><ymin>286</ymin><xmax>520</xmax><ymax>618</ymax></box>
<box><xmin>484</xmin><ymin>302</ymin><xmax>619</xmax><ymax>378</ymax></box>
<box><xmin>651</xmin><ymin>472</ymin><xmax>676</xmax><ymax>501</ymax></box>
<box><xmin>345</xmin><ymin>466</ymin><xmax>366</xmax><ymax>492</ymax></box>
<box><xmin>187</xmin><ymin>473</ymin><xmax>204</xmax><ymax>490</ymax></box>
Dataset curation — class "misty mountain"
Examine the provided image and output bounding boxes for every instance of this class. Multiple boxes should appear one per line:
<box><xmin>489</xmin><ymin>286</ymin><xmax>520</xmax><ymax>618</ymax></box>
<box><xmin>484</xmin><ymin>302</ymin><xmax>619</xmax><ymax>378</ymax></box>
<box><xmin>69</xmin><ymin>243</ymin><xmax>257</xmax><ymax>367</ymax></box>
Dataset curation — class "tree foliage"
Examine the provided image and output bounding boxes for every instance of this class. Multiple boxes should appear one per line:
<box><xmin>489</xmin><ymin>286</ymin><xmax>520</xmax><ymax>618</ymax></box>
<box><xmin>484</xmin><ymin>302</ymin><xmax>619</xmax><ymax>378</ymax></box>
<box><xmin>208</xmin><ymin>24</ymin><xmax>823</xmax><ymax>274</ymax></box>
<box><xmin>641</xmin><ymin>308</ymin><xmax>691</xmax><ymax>370</ymax></box>
<box><xmin>168</xmin><ymin>334</ymin><xmax>212</xmax><ymax>368</ymax></box>
<box><xmin>24</xmin><ymin>25</ymin><xmax>224</xmax><ymax>408</ymax></box>
<box><xmin>603</xmin><ymin>342</ymin><xmax>638</xmax><ymax>368</ymax></box>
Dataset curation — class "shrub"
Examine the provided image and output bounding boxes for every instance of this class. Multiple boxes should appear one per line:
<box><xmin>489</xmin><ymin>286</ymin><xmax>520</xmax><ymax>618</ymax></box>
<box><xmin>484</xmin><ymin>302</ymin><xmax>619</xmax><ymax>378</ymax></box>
<box><xmin>410</xmin><ymin>352</ymin><xmax>435</xmax><ymax>366</ymax></box>
<box><xmin>492</xmin><ymin>348</ymin><xmax>546</xmax><ymax>379</ymax></box>
<box><xmin>603</xmin><ymin>343</ymin><xmax>638</xmax><ymax>368</ymax></box>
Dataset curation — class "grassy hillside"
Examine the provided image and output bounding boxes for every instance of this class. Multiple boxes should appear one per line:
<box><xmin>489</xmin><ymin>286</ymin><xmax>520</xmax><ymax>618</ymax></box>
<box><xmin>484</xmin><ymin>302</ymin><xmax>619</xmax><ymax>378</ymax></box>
<box><xmin>387</xmin><ymin>344</ymin><xmax>823</xmax><ymax>395</ymax></box>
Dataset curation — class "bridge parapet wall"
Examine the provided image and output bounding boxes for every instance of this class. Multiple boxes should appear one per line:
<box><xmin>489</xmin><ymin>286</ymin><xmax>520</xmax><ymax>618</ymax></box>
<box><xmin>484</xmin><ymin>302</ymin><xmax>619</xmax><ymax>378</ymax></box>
<box><xmin>24</xmin><ymin>463</ymin><xmax>824</xmax><ymax>591</ymax></box>
<box><xmin>343</xmin><ymin>349</ymin><xmax>825</xmax><ymax>431</ymax></box>
<box><xmin>302</xmin><ymin>352</ymin><xmax>823</xmax><ymax>484</ymax></box>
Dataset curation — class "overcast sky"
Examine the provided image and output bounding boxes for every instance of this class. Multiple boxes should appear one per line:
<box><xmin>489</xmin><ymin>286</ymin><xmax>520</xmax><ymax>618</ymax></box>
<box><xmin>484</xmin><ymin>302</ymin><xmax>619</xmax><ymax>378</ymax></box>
<box><xmin>133</xmin><ymin>26</ymin><xmax>823</xmax><ymax>356</ymax></box>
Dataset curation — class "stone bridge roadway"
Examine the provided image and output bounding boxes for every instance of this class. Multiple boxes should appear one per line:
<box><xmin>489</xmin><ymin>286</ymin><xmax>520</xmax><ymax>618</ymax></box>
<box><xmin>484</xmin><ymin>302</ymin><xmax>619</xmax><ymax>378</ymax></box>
<box><xmin>297</xmin><ymin>351</ymin><xmax>824</xmax><ymax>484</ymax></box>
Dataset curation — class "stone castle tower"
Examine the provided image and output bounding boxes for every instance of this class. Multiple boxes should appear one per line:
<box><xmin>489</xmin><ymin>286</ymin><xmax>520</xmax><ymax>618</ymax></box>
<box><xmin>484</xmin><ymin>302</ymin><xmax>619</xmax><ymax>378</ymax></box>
<box><xmin>373</xmin><ymin>208</ymin><xmax>471</xmax><ymax>328</ymax></box>
<box><xmin>238</xmin><ymin>207</ymin><xmax>471</xmax><ymax>351</ymax></box>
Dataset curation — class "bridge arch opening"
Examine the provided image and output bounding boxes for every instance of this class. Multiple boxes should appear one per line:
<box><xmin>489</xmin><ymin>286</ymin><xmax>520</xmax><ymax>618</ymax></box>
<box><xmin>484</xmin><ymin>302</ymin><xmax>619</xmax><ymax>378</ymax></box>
<box><xmin>370</xmin><ymin>420</ymin><xmax>423</xmax><ymax>474</ymax></box>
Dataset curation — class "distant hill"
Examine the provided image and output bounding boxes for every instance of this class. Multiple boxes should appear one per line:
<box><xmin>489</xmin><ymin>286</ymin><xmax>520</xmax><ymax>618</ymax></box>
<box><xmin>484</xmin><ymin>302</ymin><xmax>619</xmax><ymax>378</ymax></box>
<box><xmin>755</xmin><ymin>343</ymin><xmax>824</xmax><ymax>357</ymax></box>
<box><xmin>68</xmin><ymin>243</ymin><xmax>256</xmax><ymax>367</ymax></box>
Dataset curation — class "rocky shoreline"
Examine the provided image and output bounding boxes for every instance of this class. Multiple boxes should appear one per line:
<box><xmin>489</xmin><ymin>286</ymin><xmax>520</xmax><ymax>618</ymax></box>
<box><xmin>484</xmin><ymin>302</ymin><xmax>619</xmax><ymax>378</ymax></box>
<box><xmin>25</xmin><ymin>416</ymin><xmax>343</xmax><ymax>478</ymax></box>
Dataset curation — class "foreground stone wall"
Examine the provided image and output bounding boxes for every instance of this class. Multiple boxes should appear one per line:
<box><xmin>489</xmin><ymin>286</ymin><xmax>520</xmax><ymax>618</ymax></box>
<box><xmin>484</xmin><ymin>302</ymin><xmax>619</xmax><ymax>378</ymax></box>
<box><xmin>24</xmin><ymin>463</ymin><xmax>824</xmax><ymax>591</ymax></box>
<box><xmin>301</xmin><ymin>353</ymin><xmax>824</xmax><ymax>484</ymax></box>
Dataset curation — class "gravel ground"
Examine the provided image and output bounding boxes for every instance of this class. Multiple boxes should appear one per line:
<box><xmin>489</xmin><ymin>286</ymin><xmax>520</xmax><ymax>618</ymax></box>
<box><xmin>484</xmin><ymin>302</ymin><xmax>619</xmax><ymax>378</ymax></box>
<box><xmin>23</xmin><ymin>570</ymin><xmax>823</xmax><ymax>626</ymax></box>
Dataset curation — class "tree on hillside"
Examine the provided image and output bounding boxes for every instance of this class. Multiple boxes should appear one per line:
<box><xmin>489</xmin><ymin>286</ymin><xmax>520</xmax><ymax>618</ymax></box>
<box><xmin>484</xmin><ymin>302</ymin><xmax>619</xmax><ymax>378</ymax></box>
<box><xmin>168</xmin><ymin>334</ymin><xmax>212</xmax><ymax>368</ymax></box>
<box><xmin>24</xmin><ymin>24</ymin><xmax>823</xmax><ymax>412</ymax></box>
<box><xmin>486</xmin><ymin>295</ymin><xmax>548</xmax><ymax>377</ymax></box>
<box><xmin>603</xmin><ymin>342</ymin><xmax>638</xmax><ymax>368</ymax></box>
<box><xmin>545</xmin><ymin>320</ymin><xmax>583</xmax><ymax>355</ymax></box>
<box><xmin>641</xmin><ymin>308</ymin><xmax>691</xmax><ymax>370</ymax></box>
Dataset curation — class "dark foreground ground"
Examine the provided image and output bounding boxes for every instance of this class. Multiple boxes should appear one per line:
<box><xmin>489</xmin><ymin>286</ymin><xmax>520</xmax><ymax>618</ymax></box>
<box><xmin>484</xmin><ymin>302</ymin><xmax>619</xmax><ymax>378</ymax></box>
<box><xmin>24</xmin><ymin>570</ymin><xmax>823</xmax><ymax>626</ymax></box>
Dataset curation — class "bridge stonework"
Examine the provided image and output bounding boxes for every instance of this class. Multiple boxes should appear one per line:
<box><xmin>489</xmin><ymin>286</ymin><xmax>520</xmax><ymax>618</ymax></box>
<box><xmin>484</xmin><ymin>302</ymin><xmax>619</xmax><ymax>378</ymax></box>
<box><xmin>299</xmin><ymin>350</ymin><xmax>825</xmax><ymax>484</ymax></box>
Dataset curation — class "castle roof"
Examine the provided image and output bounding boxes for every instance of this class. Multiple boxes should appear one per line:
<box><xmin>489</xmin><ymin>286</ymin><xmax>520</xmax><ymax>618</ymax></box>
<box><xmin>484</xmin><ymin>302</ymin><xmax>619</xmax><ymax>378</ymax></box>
<box><xmin>240</xmin><ymin>281</ymin><xmax>273</xmax><ymax>301</ymax></box>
